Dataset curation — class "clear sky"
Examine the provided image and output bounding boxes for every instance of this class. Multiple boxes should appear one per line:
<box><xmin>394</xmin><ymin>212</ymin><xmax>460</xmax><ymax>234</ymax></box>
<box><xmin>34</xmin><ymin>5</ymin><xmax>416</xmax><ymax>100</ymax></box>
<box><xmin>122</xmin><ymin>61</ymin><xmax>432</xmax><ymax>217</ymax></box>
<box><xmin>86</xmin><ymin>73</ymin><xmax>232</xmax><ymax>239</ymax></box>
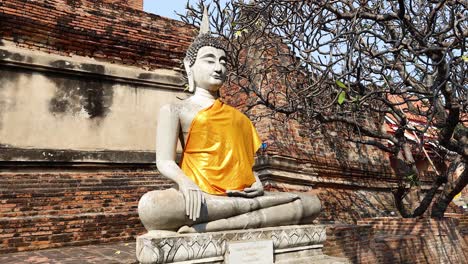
<box><xmin>143</xmin><ymin>0</ymin><xmax>196</xmax><ymax>20</ymax></box>
<box><xmin>143</xmin><ymin>1</ymin><xmax>228</xmax><ymax>20</ymax></box>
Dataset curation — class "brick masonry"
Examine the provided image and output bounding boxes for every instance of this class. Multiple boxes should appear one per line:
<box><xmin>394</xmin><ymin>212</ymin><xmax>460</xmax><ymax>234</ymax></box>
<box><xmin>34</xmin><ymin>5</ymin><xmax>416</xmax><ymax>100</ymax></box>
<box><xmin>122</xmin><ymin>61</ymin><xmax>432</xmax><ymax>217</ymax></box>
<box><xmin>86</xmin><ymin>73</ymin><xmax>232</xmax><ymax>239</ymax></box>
<box><xmin>446</xmin><ymin>213</ymin><xmax>468</xmax><ymax>244</ymax></box>
<box><xmin>0</xmin><ymin>0</ymin><xmax>193</xmax><ymax>71</ymax></box>
<box><xmin>462</xmin><ymin>214</ymin><xmax>468</xmax><ymax>243</ymax></box>
<box><xmin>103</xmin><ymin>0</ymin><xmax>143</xmax><ymax>10</ymax></box>
<box><xmin>0</xmin><ymin>169</ymin><xmax>174</xmax><ymax>254</ymax></box>
<box><xmin>323</xmin><ymin>217</ymin><xmax>468</xmax><ymax>264</ymax></box>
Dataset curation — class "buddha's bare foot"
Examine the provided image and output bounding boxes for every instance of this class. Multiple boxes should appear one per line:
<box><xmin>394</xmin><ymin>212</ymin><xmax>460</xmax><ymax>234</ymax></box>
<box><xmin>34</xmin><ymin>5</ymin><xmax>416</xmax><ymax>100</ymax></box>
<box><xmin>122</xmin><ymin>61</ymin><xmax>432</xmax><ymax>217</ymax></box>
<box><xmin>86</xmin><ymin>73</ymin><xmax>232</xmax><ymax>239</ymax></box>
<box><xmin>178</xmin><ymin>225</ymin><xmax>196</xmax><ymax>233</ymax></box>
<box><xmin>146</xmin><ymin>230</ymin><xmax>178</xmax><ymax>237</ymax></box>
<box><xmin>178</xmin><ymin>219</ymin><xmax>229</xmax><ymax>233</ymax></box>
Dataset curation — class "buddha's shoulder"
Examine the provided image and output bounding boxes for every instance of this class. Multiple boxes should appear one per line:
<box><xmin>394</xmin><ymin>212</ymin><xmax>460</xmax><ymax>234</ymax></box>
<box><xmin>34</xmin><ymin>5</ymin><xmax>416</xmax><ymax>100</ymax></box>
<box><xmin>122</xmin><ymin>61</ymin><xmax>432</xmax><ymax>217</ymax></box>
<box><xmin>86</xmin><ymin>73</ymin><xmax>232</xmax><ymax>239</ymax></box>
<box><xmin>221</xmin><ymin>102</ymin><xmax>252</xmax><ymax>122</ymax></box>
<box><xmin>159</xmin><ymin>98</ymin><xmax>202</xmax><ymax>115</ymax></box>
<box><xmin>222</xmin><ymin>102</ymin><xmax>239</xmax><ymax>111</ymax></box>
<box><xmin>159</xmin><ymin>97</ymin><xmax>190</xmax><ymax>110</ymax></box>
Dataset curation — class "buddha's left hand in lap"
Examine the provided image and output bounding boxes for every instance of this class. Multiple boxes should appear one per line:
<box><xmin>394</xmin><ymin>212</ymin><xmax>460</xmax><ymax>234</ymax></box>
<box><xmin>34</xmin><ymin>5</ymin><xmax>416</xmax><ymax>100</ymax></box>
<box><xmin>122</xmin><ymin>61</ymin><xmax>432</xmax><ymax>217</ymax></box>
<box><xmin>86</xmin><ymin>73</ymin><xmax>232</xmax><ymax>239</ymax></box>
<box><xmin>227</xmin><ymin>179</ymin><xmax>264</xmax><ymax>198</ymax></box>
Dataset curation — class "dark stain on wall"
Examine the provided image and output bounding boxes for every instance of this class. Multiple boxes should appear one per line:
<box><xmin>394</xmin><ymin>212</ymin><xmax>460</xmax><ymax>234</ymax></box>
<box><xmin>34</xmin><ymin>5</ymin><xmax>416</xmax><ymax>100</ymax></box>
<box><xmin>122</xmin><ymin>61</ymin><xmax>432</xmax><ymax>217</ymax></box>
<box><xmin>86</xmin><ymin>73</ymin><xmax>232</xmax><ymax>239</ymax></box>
<box><xmin>138</xmin><ymin>73</ymin><xmax>153</xmax><ymax>80</ymax></box>
<box><xmin>0</xmin><ymin>49</ymin><xmax>23</xmax><ymax>61</ymax></box>
<box><xmin>49</xmin><ymin>61</ymin><xmax>106</xmax><ymax>75</ymax></box>
<box><xmin>0</xmin><ymin>49</ymin><xmax>34</xmax><ymax>64</ymax></box>
<box><xmin>137</xmin><ymin>72</ymin><xmax>184</xmax><ymax>86</ymax></box>
<box><xmin>0</xmin><ymin>146</ymin><xmax>155</xmax><ymax>163</ymax></box>
<box><xmin>49</xmin><ymin>75</ymin><xmax>114</xmax><ymax>119</ymax></box>
<box><xmin>81</xmin><ymin>63</ymin><xmax>105</xmax><ymax>74</ymax></box>
<box><xmin>49</xmin><ymin>96</ymin><xmax>68</xmax><ymax>113</ymax></box>
<box><xmin>0</xmin><ymin>69</ymin><xmax>20</xmax><ymax>89</ymax></box>
<box><xmin>50</xmin><ymin>60</ymin><xmax>75</xmax><ymax>70</ymax></box>
<box><xmin>83</xmin><ymin>82</ymin><xmax>108</xmax><ymax>118</ymax></box>
<box><xmin>0</xmin><ymin>69</ymin><xmax>22</xmax><ymax>130</ymax></box>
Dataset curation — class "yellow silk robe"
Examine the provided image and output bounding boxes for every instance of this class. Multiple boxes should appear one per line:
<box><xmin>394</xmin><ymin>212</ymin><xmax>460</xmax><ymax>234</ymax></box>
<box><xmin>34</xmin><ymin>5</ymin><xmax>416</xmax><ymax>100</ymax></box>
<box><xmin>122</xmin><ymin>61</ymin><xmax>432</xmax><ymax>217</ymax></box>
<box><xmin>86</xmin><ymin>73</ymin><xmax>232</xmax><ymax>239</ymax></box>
<box><xmin>180</xmin><ymin>99</ymin><xmax>262</xmax><ymax>195</ymax></box>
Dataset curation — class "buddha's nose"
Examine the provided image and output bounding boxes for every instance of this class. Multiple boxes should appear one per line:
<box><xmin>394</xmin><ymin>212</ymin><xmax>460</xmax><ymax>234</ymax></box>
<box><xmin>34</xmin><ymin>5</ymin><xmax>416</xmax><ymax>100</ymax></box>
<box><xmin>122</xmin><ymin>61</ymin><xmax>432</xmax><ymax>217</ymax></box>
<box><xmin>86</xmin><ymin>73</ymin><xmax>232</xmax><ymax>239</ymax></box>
<box><xmin>214</xmin><ymin>62</ymin><xmax>223</xmax><ymax>73</ymax></box>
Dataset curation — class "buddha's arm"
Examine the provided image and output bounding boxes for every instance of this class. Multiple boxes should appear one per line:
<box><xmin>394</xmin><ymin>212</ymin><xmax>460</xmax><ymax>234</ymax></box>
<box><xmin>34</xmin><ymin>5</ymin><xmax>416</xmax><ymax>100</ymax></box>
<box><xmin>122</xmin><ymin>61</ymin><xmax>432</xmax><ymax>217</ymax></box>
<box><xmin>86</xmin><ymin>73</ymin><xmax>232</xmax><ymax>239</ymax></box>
<box><xmin>155</xmin><ymin>104</ymin><xmax>186</xmax><ymax>184</ymax></box>
<box><xmin>155</xmin><ymin>104</ymin><xmax>204</xmax><ymax>221</ymax></box>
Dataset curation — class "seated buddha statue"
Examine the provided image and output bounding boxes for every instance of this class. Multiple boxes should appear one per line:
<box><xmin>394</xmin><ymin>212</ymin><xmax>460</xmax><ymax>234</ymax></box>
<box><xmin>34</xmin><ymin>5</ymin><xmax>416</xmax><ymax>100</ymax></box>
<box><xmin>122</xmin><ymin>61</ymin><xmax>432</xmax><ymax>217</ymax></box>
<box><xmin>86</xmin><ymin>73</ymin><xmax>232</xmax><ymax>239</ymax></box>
<box><xmin>138</xmin><ymin>9</ymin><xmax>321</xmax><ymax>234</ymax></box>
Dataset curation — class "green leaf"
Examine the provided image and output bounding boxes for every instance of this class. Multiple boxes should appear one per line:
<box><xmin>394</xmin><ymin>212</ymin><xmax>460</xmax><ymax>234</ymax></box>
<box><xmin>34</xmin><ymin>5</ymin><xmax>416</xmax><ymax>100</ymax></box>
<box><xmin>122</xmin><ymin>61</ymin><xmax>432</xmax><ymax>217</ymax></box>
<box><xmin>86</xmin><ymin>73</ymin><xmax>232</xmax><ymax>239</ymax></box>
<box><xmin>462</xmin><ymin>55</ymin><xmax>468</xmax><ymax>62</ymax></box>
<box><xmin>404</xmin><ymin>173</ymin><xmax>420</xmax><ymax>187</ymax></box>
<box><xmin>338</xmin><ymin>91</ymin><xmax>346</xmax><ymax>105</ymax></box>
<box><xmin>351</xmin><ymin>95</ymin><xmax>360</xmax><ymax>103</ymax></box>
<box><xmin>336</xmin><ymin>80</ymin><xmax>347</xmax><ymax>89</ymax></box>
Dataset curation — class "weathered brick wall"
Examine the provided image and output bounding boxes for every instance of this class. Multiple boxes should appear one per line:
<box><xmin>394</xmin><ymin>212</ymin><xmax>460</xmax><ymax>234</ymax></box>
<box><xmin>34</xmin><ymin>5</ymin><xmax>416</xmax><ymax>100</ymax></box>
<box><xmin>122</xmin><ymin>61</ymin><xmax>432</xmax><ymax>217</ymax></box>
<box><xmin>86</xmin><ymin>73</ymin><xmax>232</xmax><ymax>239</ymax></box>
<box><xmin>0</xmin><ymin>169</ymin><xmax>173</xmax><ymax>253</ymax></box>
<box><xmin>264</xmin><ymin>180</ymin><xmax>401</xmax><ymax>223</ymax></box>
<box><xmin>460</xmin><ymin>214</ymin><xmax>468</xmax><ymax>244</ymax></box>
<box><xmin>316</xmin><ymin>188</ymin><xmax>400</xmax><ymax>223</ymax></box>
<box><xmin>0</xmin><ymin>0</ymin><xmax>193</xmax><ymax>71</ymax></box>
<box><xmin>324</xmin><ymin>218</ymin><xmax>468</xmax><ymax>264</ymax></box>
<box><xmin>365</xmin><ymin>218</ymin><xmax>468</xmax><ymax>264</ymax></box>
<box><xmin>324</xmin><ymin>225</ymin><xmax>377</xmax><ymax>263</ymax></box>
<box><xmin>103</xmin><ymin>0</ymin><xmax>143</xmax><ymax>10</ymax></box>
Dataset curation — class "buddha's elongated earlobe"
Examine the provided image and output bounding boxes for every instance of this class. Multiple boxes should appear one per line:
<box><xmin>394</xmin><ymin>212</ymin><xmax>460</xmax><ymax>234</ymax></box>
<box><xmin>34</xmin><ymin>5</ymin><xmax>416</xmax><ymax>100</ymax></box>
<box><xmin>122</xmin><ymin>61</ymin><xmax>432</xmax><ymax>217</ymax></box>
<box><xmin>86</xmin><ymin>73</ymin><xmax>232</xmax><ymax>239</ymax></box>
<box><xmin>184</xmin><ymin>58</ymin><xmax>195</xmax><ymax>93</ymax></box>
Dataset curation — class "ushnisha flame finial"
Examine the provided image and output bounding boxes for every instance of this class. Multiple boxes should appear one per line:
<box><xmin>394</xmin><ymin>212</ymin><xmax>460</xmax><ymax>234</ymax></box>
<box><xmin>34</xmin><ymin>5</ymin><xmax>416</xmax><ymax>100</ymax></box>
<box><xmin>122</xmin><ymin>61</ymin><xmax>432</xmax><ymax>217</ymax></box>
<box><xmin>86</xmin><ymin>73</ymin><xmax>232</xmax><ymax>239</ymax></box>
<box><xmin>184</xmin><ymin>4</ymin><xmax>227</xmax><ymax>92</ymax></box>
<box><xmin>199</xmin><ymin>6</ymin><xmax>210</xmax><ymax>35</ymax></box>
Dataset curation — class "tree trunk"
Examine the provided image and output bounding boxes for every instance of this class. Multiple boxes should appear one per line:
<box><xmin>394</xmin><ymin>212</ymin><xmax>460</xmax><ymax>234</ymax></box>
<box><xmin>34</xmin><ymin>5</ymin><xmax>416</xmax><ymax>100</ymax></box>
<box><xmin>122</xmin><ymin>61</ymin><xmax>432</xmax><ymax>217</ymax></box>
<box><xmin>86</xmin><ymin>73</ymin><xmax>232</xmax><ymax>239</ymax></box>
<box><xmin>393</xmin><ymin>186</ymin><xmax>412</xmax><ymax>218</ymax></box>
<box><xmin>431</xmin><ymin>165</ymin><xmax>467</xmax><ymax>218</ymax></box>
<box><xmin>412</xmin><ymin>176</ymin><xmax>446</xmax><ymax>217</ymax></box>
<box><xmin>392</xmin><ymin>148</ymin><xmax>422</xmax><ymax>218</ymax></box>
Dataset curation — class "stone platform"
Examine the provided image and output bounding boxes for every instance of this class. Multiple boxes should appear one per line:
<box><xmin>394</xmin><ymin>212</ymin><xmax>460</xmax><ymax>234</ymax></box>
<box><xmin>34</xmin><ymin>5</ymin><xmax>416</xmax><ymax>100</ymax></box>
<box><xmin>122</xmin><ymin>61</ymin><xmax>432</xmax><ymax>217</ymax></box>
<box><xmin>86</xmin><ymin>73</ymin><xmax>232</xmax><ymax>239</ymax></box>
<box><xmin>0</xmin><ymin>241</ymin><xmax>137</xmax><ymax>264</ymax></box>
<box><xmin>136</xmin><ymin>225</ymin><xmax>348</xmax><ymax>264</ymax></box>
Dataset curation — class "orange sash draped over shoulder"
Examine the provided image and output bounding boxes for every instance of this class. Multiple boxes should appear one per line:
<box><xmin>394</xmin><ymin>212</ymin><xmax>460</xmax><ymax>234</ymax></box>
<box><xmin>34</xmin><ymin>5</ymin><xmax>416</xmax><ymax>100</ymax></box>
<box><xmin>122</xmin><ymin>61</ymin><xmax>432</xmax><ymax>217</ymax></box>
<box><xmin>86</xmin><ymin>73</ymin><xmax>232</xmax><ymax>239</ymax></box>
<box><xmin>180</xmin><ymin>99</ymin><xmax>262</xmax><ymax>195</ymax></box>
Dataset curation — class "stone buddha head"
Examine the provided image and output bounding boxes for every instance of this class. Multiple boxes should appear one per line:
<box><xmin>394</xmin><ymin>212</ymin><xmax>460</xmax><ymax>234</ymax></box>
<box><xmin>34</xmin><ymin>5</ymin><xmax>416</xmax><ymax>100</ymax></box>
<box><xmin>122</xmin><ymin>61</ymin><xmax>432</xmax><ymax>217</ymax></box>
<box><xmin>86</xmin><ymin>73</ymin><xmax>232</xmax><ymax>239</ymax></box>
<box><xmin>184</xmin><ymin>8</ymin><xmax>227</xmax><ymax>93</ymax></box>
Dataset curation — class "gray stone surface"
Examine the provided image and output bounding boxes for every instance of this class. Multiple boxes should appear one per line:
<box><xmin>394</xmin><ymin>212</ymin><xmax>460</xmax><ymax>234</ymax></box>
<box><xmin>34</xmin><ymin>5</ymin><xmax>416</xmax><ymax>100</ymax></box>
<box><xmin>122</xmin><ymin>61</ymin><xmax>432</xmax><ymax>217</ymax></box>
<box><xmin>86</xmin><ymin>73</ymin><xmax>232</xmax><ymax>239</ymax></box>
<box><xmin>136</xmin><ymin>225</ymin><xmax>328</xmax><ymax>264</ymax></box>
<box><xmin>225</xmin><ymin>240</ymin><xmax>273</xmax><ymax>264</ymax></box>
<box><xmin>275</xmin><ymin>248</ymin><xmax>349</xmax><ymax>264</ymax></box>
<box><xmin>0</xmin><ymin>42</ymin><xmax>186</xmax><ymax>164</ymax></box>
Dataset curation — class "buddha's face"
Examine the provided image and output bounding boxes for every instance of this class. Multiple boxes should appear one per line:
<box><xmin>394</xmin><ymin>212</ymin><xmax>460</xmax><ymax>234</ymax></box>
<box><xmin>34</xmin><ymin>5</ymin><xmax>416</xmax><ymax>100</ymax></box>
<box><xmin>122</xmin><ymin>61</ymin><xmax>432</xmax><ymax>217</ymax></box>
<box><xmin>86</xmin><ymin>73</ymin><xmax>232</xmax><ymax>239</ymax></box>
<box><xmin>191</xmin><ymin>46</ymin><xmax>227</xmax><ymax>92</ymax></box>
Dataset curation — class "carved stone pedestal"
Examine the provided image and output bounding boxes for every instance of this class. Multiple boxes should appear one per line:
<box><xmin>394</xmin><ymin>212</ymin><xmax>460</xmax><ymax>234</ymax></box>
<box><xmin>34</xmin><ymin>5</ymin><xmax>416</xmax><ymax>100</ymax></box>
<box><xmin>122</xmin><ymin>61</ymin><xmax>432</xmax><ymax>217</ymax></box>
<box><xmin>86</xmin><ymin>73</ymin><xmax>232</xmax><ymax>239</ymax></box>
<box><xmin>136</xmin><ymin>225</ymin><xmax>348</xmax><ymax>264</ymax></box>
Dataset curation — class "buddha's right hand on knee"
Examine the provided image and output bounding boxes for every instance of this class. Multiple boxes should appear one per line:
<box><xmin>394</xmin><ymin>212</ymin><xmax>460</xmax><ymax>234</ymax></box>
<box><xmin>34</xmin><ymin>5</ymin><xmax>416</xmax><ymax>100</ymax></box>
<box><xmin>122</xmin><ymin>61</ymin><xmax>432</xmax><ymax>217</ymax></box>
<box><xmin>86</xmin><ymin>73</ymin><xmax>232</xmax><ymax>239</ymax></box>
<box><xmin>178</xmin><ymin>179</ymin><xmax>205</xmax><ymax>221</ymax></box>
